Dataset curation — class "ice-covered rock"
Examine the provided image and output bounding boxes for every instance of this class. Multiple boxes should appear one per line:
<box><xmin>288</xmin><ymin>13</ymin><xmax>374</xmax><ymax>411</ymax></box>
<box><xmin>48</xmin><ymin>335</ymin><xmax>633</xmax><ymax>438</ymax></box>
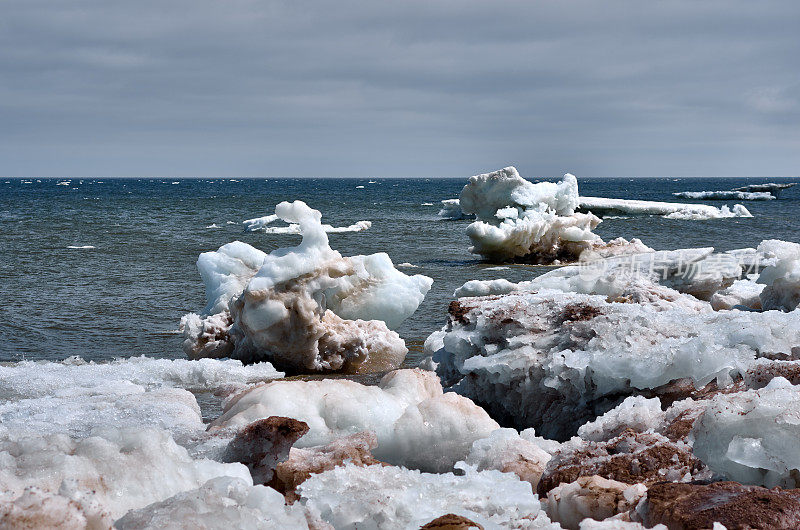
<box><xmin>299</xmin><ymin>462</ymin><xmax>560</xmax><ymax>529</ymax></box>
<box><xmin>182</xmin><ymin>200</ymin><xmax>432</xmax><ymax>373</ymax></box>
<box><xmin>243</xmin><ymin>213</ymin><xmax>371</xmax><ymax>233</ymax></box>
<box><xmin>430</xmin><ymin>288</ymin><xmax>800</xmax><ymax>439</ymax></box>
<box><xmin>273</xmin><ymin>431</ymin><xmax>385</xmax><ymax>503</ymax></box>
<box><xmin>538</xmin><ymin>429</ymin><xmax>710</xmax><ymax>496</ymax></box>
<box><xmin>115</xmin><ymin>477</ymin><xmax>313</xmax><ymax>529</ymax></box>
<box><xmin>0</xmin><ymin>427</ymin><xmax>251</xmax><ymax>520</ymax></box>
<box><xmin>438</xmin><ymin>198</ymin><xmax>468</xmax><ymax>220</ymax></box>
<box><xmin>458</xmin><ymin>167</ymin><xmax>644</xmax><ymax>263</ymax></box>
<box><xmin>757</xmin><ymin>239</ymin><xmax>800</xmax><ymax>312</ymax></box>
<box><xmin>545</xmin><ymin>476</ymin><xmax>647</xmax><ymax>530</ymax></box>
<box><xmin>690</xmin><ymin>377</ymin><xmax>800</xmax><ymax>488</ymax></box>
<box><xmin>578</xmin><ymin>196</ymin><xmax>752</xmax><ymax>220</ymax></box>
<box><xmin>210</xmin><ymin>369</ymin><xmax>499</xmax><ymax>472</ymax></box>
<box><xmin>673</xmin><ymin>190</ymin><xmax>775</xmax><ymax>200</ymax></box>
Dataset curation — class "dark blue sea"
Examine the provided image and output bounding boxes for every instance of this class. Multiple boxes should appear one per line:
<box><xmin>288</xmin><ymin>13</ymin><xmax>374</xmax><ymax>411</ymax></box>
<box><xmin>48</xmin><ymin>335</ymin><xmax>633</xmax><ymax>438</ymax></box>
<box><xmin>2</xmin><ymin>176</ymin><xmax>798</xmax><ymax>365</ymax></box>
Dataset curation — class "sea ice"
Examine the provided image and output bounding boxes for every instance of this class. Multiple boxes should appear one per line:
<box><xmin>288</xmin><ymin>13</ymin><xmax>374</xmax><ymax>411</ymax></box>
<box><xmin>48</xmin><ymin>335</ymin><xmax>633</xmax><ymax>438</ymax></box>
<box><xmin>210</xmin><ymin>369</ymin><xmax>499</xmax><ymax>472</ymax></box>
<box><xmin>578</xmin><ymin>196</ymin><xmax>752</xmax><ymax>220</ymax></box>
<box><xmin>183</xmin><ymin>200</ymin><xmax>432</xmax><ymax>373</ymax></box>
<box><xmin>437</xmin><ymin>198</ymin><xmax>468</xmax><ymax>220</ymax></box>
<box><xmin>673</xmin><ymin>190</ymin><xmax>775</xmax><ymax>201</ymax></box>
<box><xmin>756</xmin><ymin>239</ymin><xmax>800</xmax><ymax>311</ymax></box>
<box><xmin>243</xmin><ymin>213</ymin><xmax>371</xmax><ymax>233</ymax></box>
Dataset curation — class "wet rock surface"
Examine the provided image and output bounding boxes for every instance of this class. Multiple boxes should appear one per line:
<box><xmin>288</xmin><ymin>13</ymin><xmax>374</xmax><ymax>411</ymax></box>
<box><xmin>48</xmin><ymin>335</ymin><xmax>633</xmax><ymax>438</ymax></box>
<box><xmin>224</xmin><ymin>416</ymin><xmax>310</xmax><ymax>484</ymax></box>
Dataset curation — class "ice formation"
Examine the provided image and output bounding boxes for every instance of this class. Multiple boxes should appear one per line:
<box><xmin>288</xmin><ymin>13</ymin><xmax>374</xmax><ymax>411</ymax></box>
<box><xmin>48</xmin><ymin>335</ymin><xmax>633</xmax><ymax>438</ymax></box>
<box><xmin>437</xmin><ymin>198</ymin><xmax>468</xmax><ymax>220</ymax></box>
<box><xmin>464</xmin><ymin>428</ymin><xmax>552</xmax><ymax>488</ymax></box>
<box><xmin>459</xmin><ymin>167</ymin><xmax>644</xmax><ymax>263</ymax></box>
<box><xmin>756</xmin><ymin>239</ymin><xmax>800</xmax><ymax>312</ymax></box>
<box><xmin>115</xmin><ymin>477</ymin><xmax>313</xmax><ymax>529</ymax></box>
<box><xmin>298</xmin><ymin>462</ymin><xmax>560</xmax><ymax>529</ymax></box>
<box><xmin>545</xmin><ymin>475</ymin><xmax>647</xmax><ymax>530</ymax></box>
<box><xmin>578</xmin><ymin>196</ymin><xmax>752</xmax><ymax>220</ymax></box>
<box><xmin>429</xmin><ymin>287</ymin><xmax>800</xmax><ymax>439</ymax></box>
<box><xmin>210</xmin><ymin>369</ymin><xmax>500</xmax><ymax>472</ymax></box>
<box><xmin>673</xmin><ymin>190</ymin><xmax>775</xmax><ymax>200</ymax></box>
<box><xmin>182</xmin><ymin>200</ymin><xmax>432</xmax><ymax>373</ymax></box>
<box><xmin>732</xmin><ymin>182</ymin><xmax>796</xmax><ymax>197</ymax></box>
<box><xmin>690</xmin><ymin>377</ymin><xmax>800</xmax><ymax>488</ymax></box>
<box><xmin>243</xmin><ymin>213</ymin><xmax>371</xmax><ymax>233</ymax></box>
<box><xmin>710</xmin><ymin>279</ymin><xmax>764</xmax><ymax>310</ymax></box>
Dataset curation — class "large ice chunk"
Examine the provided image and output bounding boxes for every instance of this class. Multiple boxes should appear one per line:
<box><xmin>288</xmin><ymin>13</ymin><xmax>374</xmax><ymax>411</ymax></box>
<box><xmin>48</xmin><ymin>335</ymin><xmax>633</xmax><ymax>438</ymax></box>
<box><xmin>429</xmin><ymin>289</ymin><xmax>800</xmax><ymax>440</ymax></box>
<box><xmin>578</xmin><ymin>196</ymin><xmax>753</xmax><ymax>220</ymax></box>
<box><xmin>298</xmin><ymin>462</ymin><xmax>560</xmax><ymax>529</ymax></box>
<box><xmin>210</xmin><ymin>369</ymin><xmax>499</xmax><ymax>472</ymax></box>
<box><xmin>690</xmin><ymin>377</ymin><xmax>800</xmax><ymax>488</ymax></box>
<box><xmin>182</xmin><ymin>201</ymin><xmax>432</xmax><ymax>373</ymax></box>
<box><xmin>757</xmin><ymin>239</ymin><xmax>800</xmax><ymax>312</ymax></box>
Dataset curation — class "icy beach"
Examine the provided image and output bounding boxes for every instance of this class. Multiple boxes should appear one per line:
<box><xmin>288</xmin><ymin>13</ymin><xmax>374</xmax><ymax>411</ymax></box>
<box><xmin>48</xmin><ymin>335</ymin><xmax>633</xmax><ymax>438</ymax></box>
<box><xmin>4</xmin><ymin>173</ymin><xmax>800</xmax><ymax>529</ymax></box>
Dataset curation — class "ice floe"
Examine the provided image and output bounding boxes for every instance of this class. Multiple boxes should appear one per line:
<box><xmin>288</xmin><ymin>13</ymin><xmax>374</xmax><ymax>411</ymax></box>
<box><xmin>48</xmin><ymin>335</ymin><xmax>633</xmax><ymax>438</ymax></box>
<box><xmin>673</xmin><ymin>190</ymin><xmax>775</xmax><ymax>201</ymax></box>
<box><xmin>243</xmin><ymin>213</ymin><xmax>371</xmax><ymax>234</ymax></box>
<box><xmin>182</xmin><ymin>200</ymin><xmax>432</xmax><ymax>373</ymax></box>
<box><xmin>579</xmin><ymin>196</ymin><xmax>752</xmax><ymax>220</ymax></box>
<box><xmin>437</xmin><ymin>198</ymin><xmax>468</xmax><ymax>220</ymax></box>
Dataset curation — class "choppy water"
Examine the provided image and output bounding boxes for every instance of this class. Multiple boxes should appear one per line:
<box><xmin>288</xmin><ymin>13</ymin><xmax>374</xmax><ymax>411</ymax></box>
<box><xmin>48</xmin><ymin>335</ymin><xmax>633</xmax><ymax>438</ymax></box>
<box><xmin>2</xmin><ymin>176</ymin><xmax>798</xmax><ymax>365</ymax></box>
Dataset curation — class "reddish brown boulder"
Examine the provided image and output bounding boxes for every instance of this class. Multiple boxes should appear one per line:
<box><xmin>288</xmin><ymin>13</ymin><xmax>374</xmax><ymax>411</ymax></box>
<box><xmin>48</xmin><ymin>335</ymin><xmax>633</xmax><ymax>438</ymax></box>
<box><xmin>225</xmin><ymin>416</ymin><xmax>310</xmax><ymax>484</ymax></box>
<box><xmin>420</xmin><ymin>513</ymin><xmax>484</xmax><ymax>529</ymax></box>
<box><xmin>644</xmin><ymin>481</ymin><xmax>800</xmax><ymax>530</ymax></box>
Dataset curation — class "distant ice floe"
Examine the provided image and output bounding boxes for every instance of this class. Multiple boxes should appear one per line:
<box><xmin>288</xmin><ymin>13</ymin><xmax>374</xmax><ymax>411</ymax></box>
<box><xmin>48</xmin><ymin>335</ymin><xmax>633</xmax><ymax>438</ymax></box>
<box><xmin>205</xmin><ymin>223</ymin><xmax>221</xmax><ymax>229</ymax></box>
<box><xmin>66</xmin><ymin>245</ymin><xmax>95</xmax><ymax>249</ymax></box>
<box><xmin>732</xmin><ymin>182</ymin><xmax>796</xmax><ymax>197</ymax></box>
<box><xmin>456</xmin><ymin>167</ymin><xmax>651</xmax><ymax>263</ymax></box>
<box><xmin>183</xmin><ymin>200</ymin><xmax>432</xmax><ymax>373</ymax></box>
<box><xmin>673</xmin><ymin>190</ymin><xmax>775</xmax><ymax>201</ymax></box>
<box><xmin>437</xmin><ymin>198</ymin><xmax>469</xmax><ymax>220</ymax></box>
<box><xmin>579</xmin><ymin>196</ymin><xmax>752</xmax><ymax>219</ymax></box>
<box><xmin>242</xmin><ymin>214</ymin><xmax>371</xmax><ymax>234</ymax></box>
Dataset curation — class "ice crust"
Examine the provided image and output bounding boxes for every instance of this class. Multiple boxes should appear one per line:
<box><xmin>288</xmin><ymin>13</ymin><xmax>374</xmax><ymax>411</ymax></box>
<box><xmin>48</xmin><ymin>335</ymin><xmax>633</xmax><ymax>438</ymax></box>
<box><xmin>299</xmin><ymin>462</ymin><xmax>560</xmax><ymax>529</ymax></box>
<box><xmin>182</xmin><ymin>200</ymin><xmax>432</xmax><ymax>373</ymax></box>
<box><xmin>211</xmin><ymin>369</ymin><xmax>500</xmax><ymax>472</ymax></box>
<box><xmin>430</xmin><ymin>288</ymin><xmax>800</xmax><ymax>439</ymax></box>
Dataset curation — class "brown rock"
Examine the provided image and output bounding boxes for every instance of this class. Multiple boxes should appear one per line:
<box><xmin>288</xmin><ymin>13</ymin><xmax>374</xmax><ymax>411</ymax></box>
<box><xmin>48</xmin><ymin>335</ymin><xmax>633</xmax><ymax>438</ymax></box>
<box><xmin>538</xmin><ymin>429</ymin><xmax>708</xmax><ymax>496</ymax></box>
<box><xmin>271</xmin><ymin>431</ymin><xmax>386</xmax><ymax>502</ymax></box>
<box><xmin>420</xmin><ymin>513</ymin><xmax>484</xmax><ymax>529</ymax></box>
<box><xmin>644</xmin><ymin>481</ymin><xmax>800</xmax><ymax>530</ymax></box>
<box><xmin>225</xmin><ymin>416</ymin><xmax>310</xmax><ymax>484</ymax></box>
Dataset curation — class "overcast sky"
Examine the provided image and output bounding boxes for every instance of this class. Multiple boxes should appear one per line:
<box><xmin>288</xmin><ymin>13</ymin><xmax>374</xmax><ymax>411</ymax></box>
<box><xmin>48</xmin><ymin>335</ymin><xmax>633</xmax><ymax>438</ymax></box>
<box><xmin>1</xmin><ymin>1</ymin><xmax>799</xmax><ymax>177</ymax></box>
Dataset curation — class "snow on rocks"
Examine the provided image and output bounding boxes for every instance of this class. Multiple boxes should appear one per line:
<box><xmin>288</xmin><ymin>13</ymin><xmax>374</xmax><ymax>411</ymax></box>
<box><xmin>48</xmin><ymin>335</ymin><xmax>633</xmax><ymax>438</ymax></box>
<box><xmin>578</xmin><ymin>196</ymin><xmax>753</xmax><ymax>220</ymax></box>
<box><xmin>182</xmin><ymin>200</ymin><xmax>432</xmax><ymax>373</ymax></box>
<box><xmin>115</xmin><ymin>476</ymin><xmax>314</xmax><ymax>529</ymax></box>
<box><xmin>429</xmin><ymin>287</ymin><xmax>800</xmax><ymax>440</ymax></box>
<box><xmin>298</xmin><ymin>462</ymin><xmax>560</xmax><ymax>529</ymax></box>
<box><xmin>463</xmin><ymin>428</ymin><xmax>552</xmax><ymax>489</ymax></box>
<box><xmin>545</xmin><ymin>475</ymin><xmax>647</xmax><ymax>530</ymax></box>
<box><xmin>210</xmin><ymin>369</ymin><xmax>499</xmax><ymax>473</ymax></box>
<box><xmin>458</xmin><ymin>167</ymin><xmax>644</xmax><ymax>263</ymax></box>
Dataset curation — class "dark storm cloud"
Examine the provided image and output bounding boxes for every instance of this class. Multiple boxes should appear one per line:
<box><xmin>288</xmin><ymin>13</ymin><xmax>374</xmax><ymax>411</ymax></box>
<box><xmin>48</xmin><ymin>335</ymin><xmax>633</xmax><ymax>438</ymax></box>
<box><xmin>1</xmin><ymin>0</ymin><xmax>798</xmax><ymax>177</ymax></box>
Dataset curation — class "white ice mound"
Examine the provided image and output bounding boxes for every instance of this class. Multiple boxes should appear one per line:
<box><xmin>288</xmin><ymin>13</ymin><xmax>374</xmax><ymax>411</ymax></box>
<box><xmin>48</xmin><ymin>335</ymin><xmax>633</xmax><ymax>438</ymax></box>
<box><xmin>579</xmin><ymin>196</ymin><xmax>752</xmax><ymax>220</ymax></box>
<box><xmin>690</xmin><ymin>377</ymin><xmax>800</xmax><ymax>488</ymax></box>
<box><xmin>115</xmin><ymin>477</ymin><xmax>311</xmax><ymax>529</ymax></box>
<box><xmin>459</xmin><ymin>167</ymin><xmax>644</xmax><ymax>263</ymax></box>
<box><xmin>438</xmin><ymin>198</ymin><xmax>468</xmax><ymax>220</ymax></box>
<box><xmin>0</xmin><ymin>427</ymin><xmax>251</xmax><ymax>520</ymax></box>
<box><xmin>429</xmin><ymin>289</ymin><xmax>800</xmax><ymax>440</ymax></box>
<box><xmin>732</xmin><ymin>182</ymin><xmax>796</xmax><ymax>197</ymax></box>
<box><xmin>299</xmin><ymin>462</ymin><xmax>560</xmax><ymax>529</ymax></box>
<box><xmin>673</xmin><ymin>190</ymin><xmax>775</xmax><ymax>201</ymax></box>
<box><xmin>756</xmin><ymin>239</ymin><xmax>800</xmax><ymax>312</ymax></box>
<box><xmin>210</xmin><ymin>369</ymin><xmax>499</xmax><ymax>473</ymax></box>
<box><xmin>182</xmin><ymin>200</ymin><xmax>432</xmax><ymax>373</ymax></box>
<box><xmin>243</xmin><ymin>213</ymin><xmax>371</xmax><ymax>233</ymax></box>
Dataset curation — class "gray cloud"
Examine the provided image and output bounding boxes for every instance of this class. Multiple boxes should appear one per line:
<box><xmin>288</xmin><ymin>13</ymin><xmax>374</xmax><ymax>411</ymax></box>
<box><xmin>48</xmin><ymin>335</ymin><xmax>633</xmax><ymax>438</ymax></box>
<box><xmin>1</xmin><ymin>0</ymin><xmax>798</xmax><ymax>177</ymax></box>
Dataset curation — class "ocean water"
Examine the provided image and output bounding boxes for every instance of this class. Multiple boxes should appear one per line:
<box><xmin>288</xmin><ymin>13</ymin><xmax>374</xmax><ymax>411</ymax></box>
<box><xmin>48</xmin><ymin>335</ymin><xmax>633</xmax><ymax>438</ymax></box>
<box><xmin>2</xmin><ymin>176</ymin><xmax>798</xmax><ymax>366</ymax></box>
